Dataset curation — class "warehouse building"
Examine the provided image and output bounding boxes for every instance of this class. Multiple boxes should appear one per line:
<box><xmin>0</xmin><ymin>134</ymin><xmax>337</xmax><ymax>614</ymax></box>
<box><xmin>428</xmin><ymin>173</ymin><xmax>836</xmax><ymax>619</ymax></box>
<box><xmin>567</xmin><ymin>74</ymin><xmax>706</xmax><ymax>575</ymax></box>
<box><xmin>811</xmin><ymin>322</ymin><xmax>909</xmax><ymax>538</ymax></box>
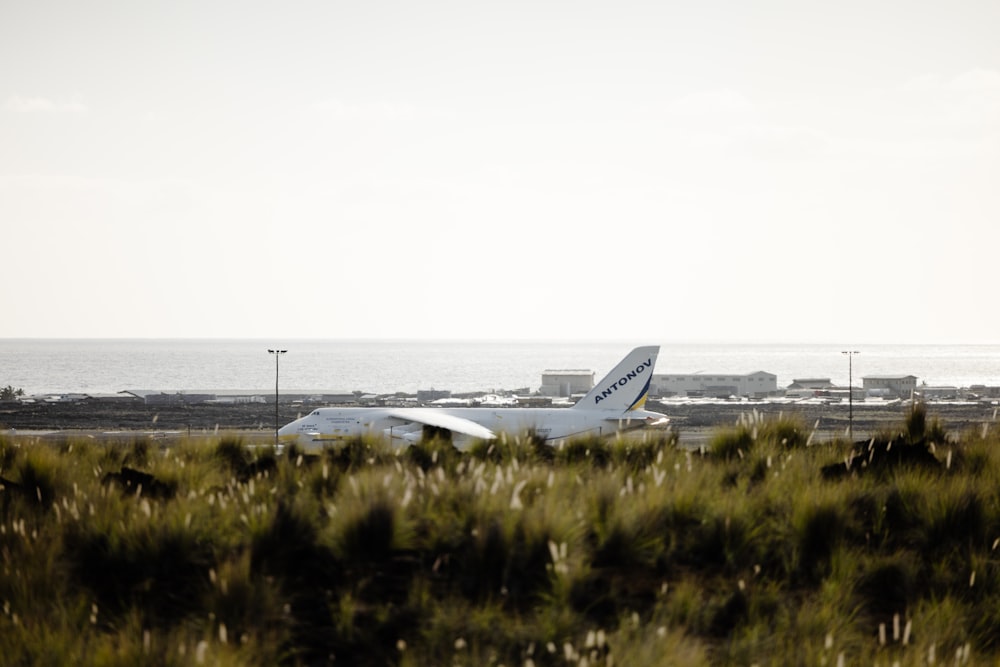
<box><xmin>651</xmin><ymin>371</ymin><xmax>778</xmax><ymax>398</ymax></box>
<box><xmin>863</xmin><ymin>375</ymin><xmax>918</xmax><ymax>398</ymax></box>
<box><xmin>539</xmin><ymin>369</ymin><xmax>595</xmax><ymax>398</ymax></box>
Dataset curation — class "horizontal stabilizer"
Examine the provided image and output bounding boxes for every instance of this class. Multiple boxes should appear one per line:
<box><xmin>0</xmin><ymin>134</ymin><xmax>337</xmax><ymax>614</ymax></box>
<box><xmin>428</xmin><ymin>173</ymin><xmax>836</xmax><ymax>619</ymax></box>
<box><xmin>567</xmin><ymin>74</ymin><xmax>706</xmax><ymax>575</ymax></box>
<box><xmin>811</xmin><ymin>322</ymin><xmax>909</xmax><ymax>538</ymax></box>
<box><xmin>605</xmin><ymin>414</ymin><xmax>671</xmax><ymax>431</ymax></box>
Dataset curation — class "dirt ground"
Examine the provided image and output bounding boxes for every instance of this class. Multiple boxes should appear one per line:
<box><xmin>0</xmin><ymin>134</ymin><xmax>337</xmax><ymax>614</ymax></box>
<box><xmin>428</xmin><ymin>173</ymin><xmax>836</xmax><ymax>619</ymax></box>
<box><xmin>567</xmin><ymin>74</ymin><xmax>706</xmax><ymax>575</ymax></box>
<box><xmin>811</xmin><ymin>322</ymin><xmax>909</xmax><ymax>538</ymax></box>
<box><xmin>652</xmin><ymin>399</ymin><xmax>1000</xmax><ymax>445</ymax></box>
<box><xmin>3</xmin><ymin>398</ymin><xmax>997</xmax><ymax>446</ymax></box>
<box><xmin>1</xmin><ymin>400</ymin><xmax>301</xmax><ymax>433</ymax></box>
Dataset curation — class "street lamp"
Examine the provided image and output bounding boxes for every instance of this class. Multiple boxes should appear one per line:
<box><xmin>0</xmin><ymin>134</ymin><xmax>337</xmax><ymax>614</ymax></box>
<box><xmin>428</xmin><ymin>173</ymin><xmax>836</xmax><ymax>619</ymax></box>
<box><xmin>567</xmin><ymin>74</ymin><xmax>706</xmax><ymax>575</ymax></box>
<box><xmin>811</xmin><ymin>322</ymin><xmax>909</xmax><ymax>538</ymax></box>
<box><xmin>842</xmin><ymin>350</ymin><xmax>860</xmax><ymax>442</ymax></box>
<box><xmin>268</xmin><ymin>349</ymin><xmax>287</xmax><ymax>446</ymax></box>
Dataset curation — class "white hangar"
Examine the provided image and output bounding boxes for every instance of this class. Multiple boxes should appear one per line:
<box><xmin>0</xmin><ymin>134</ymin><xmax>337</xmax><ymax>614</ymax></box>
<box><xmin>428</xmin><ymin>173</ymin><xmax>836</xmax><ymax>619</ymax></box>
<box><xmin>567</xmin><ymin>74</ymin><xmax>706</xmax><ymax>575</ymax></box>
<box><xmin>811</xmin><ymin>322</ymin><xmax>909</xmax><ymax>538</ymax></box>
<box><xmin>651</xmin><ymin>371</ymin><xmax>778</xmax><ymax>398</ymax></box>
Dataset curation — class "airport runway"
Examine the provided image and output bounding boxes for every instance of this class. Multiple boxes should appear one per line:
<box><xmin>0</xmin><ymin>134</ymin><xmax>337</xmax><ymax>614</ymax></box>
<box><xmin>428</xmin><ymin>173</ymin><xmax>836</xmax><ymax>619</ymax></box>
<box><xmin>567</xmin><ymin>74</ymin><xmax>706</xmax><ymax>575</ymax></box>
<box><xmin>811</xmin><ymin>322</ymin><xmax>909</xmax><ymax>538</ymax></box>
<box><xmin>3</xmin><ymin>399</ymin><xmax>997</xmax><ymax>447</ymax></box>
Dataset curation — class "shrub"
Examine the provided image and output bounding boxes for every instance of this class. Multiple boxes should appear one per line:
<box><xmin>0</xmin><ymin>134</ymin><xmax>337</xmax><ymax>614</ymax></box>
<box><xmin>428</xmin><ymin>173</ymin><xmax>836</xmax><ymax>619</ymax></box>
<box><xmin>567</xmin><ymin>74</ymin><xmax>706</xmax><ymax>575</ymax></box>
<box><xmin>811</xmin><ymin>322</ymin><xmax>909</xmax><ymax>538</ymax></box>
<box><xmin>4</xmin><ymin>420</ymin><xmax>1000</xmax><ymax>665</ymax></box>
<box><xmin>793</xmin><ymin>501</ymin><xmax>850</xmax><ymax>584</ymax></box>
<box><xmin>64</xmin><ymin>514</ymin><xmax>214</xmax><ymax>627</ymax></box>
<box><xmin>336</xmin><ymin>495</ymin><xmax>399</xmax><ymax>563</ymax></box>
<box><xmin>709</xmin><ymin>427</ymin><xmax>754</xmax><ymax>460</ymax></box>
<box><xmin>556</xmin><ymin>436</ymin><xmax>611</xmax><ymax>467</ymax></box>
<box><xmin>854</xmin><ymin>554</ymin><xmax>919</xmax><ymax>628</ymax></box>
<box><xmin>10</xmin><ymin>445</ymin><xmax>64</xmax><ymax>508</ymax></box>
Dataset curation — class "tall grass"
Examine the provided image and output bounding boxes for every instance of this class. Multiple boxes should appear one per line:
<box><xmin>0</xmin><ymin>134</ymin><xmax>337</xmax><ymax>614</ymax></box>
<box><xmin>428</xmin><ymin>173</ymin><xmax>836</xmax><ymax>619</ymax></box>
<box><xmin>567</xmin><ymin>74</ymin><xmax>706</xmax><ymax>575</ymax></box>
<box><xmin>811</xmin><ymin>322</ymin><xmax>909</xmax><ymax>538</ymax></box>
<box><xmin>2</xmin><ymin>407</ymin><xmax>1000</xmax><ymax>665</ymax></box>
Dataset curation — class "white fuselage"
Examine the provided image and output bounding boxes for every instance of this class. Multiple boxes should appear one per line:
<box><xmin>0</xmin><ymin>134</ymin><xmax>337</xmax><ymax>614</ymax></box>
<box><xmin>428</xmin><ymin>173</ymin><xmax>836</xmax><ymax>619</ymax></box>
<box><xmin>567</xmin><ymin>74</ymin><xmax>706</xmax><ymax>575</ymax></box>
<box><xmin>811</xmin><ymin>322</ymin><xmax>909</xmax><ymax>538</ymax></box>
<box><xmin>278</xmin><ymin>405</ymin><xmax>667</xmax><ymax>448</ymax></box>
<box><xmin>277</xmin><ymin>346</ymin><xmax>669</xmax><ymax>448</ymax></box>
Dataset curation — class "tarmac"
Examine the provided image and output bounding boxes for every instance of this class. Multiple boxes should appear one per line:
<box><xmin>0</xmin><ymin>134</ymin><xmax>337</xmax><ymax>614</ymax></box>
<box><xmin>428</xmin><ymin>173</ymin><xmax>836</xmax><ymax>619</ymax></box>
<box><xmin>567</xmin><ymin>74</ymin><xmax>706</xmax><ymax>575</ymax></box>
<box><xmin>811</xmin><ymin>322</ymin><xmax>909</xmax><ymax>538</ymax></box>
<box><xmin>3</xmin><ymin>397</ymin><xmax>998</xmax><ymax>447</ymax></box>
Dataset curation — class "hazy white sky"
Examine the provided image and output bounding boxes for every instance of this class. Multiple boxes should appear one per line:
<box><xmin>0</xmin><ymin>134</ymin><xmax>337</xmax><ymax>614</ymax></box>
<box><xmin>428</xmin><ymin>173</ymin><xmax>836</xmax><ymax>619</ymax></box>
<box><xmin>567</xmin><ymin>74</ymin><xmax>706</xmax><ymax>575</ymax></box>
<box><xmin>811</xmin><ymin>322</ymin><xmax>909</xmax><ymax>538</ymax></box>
<box><xmin>2</xmin><ymin>1</ymin><xmax>998</xmax><ymax>343</ymax></box>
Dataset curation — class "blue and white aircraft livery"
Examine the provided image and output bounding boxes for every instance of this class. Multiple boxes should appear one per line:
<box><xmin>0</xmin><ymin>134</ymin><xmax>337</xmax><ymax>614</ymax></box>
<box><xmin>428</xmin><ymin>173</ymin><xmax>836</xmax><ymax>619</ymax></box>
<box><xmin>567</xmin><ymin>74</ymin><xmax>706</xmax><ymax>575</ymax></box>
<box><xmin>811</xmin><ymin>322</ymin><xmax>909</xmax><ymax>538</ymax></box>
<box><xmin>278</xmin><ymin>346</ymin><xmax>669</xmax><ymax>448</ymax></box>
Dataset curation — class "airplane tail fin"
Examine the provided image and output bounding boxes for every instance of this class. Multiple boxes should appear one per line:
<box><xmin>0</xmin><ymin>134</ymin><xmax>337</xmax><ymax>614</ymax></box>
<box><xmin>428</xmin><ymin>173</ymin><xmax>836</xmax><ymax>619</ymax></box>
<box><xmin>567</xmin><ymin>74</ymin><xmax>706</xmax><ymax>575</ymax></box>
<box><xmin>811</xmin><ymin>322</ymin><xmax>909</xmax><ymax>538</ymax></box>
<box><xmin>571</xmin><ymin>346</ymin><xmax>659</xmax><ymax>413</ymax></box>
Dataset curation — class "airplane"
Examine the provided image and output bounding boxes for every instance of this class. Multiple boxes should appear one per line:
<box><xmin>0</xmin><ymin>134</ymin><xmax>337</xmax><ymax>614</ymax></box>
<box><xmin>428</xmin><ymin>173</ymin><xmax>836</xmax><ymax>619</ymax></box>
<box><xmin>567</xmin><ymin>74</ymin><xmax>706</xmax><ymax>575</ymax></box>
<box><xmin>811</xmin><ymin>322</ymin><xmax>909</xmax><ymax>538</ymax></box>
<box><xmin>277</xmin><ymin>346</ymin><xmax>670</xmax><ymax>448</ymax></box>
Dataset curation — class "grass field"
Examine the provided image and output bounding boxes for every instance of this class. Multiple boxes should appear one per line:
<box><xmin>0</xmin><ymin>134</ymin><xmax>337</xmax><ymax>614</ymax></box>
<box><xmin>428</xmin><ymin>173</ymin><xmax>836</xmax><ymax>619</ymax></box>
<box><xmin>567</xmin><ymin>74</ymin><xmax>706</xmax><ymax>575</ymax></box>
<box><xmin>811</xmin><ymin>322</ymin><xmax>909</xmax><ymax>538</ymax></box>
<box><xmin>2</xmin><ymin>404</ymin><xmax>998</xmax><ymax>666</ymax></box>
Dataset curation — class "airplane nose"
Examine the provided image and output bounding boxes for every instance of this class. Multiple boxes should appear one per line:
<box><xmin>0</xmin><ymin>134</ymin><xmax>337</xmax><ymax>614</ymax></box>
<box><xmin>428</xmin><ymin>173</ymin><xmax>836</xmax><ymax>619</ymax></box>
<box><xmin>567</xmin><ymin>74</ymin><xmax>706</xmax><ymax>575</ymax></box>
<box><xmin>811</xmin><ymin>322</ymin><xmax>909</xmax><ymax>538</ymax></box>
<box><xmin>277</xmin><ymin>420</ymin><xmax>299</xmax><ymax>440</ymax></box>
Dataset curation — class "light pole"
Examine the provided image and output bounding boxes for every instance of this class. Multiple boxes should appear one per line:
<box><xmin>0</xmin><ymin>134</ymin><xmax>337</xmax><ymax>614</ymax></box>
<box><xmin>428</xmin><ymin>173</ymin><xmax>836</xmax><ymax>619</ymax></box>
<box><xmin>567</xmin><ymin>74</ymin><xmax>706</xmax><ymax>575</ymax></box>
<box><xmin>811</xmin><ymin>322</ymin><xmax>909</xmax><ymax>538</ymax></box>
<box><xmin>842</xmin><ymin>350</ymin><xmax>859</xmax><ymax>442</ymax></box>
<box><xmin>268</xmin><ymin>349</ymin><xmax>287</xmax><ymax>446</ymax></box>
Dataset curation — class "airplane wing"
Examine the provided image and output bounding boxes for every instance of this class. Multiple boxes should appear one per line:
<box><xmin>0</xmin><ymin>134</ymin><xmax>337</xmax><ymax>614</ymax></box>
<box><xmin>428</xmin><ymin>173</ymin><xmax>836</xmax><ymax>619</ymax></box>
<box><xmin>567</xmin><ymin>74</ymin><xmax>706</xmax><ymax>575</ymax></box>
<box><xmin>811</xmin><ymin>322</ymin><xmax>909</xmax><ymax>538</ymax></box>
<box><xmin>386</xmin><ymin>408</ymin><xmax>496</xmax><ymax>440</ymax></box>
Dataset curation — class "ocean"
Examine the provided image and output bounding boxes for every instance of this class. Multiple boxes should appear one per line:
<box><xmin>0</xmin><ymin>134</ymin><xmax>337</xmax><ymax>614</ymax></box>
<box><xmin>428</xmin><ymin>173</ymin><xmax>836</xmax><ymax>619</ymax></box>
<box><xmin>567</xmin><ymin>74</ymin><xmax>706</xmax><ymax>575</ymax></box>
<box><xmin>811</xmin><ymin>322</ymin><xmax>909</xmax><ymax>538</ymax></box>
<box><xmin>2</xmin><ymin>339</ymin><xmax>1000</xmax><ymax>396</ymax></box>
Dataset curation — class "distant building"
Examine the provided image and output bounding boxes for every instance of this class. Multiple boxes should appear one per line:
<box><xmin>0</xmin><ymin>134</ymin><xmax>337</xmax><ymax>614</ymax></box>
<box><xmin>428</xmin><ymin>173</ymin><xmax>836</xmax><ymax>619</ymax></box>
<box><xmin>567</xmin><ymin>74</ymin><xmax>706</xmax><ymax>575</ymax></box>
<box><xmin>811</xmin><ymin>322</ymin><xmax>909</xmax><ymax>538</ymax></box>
<box><xmin>122</xmin><ymin>391</ymin><xmax>216</xmax><ymax>405</ymax></box>
<box><xmin>106</xmin><ymin>389</ymin><xmax>361</xmax><ymax>405</ymax></box>
<box><xmin>305</xmin><ymin>392</ymin><xmax>359</xmax><ymax>405</ymax></box>
<box><xmin>417</xmin><ymin>389</ymin><xmax>451</xmax><ymax>403</ymax></box>
<box><xmin>211</xmin><ymin>393</ymin><xmax>267</xmax><ymax>404</ymax></box>
<box><xmin>786</xmin><ymin>378</ymin><xmax>836</xmax><ymax>398</ymax></box>
<box><xmin>652</xmin><ymin>372</ymin><xmax>777</xmax><ymax>398</ymax></box>
<box><xmin>787</xmin><ymin>378</ymin><xmax>835</xmax><ymax>391</ymax></box>
<box><xmin>863</xmin><ymin>375</ymin><xmax>918</xmax><ymax>398</ymax></box>
<box><xmin>540</xmin><ymin>370</ymin><xmax>594</xmax><ymax>398</ymax></box>
<box><xmin>916</xmin><ymin>386</ymin><xmax>959</xmax><ymax>400</ymax></box>
<box><xmin>83</xmin><ymin>393</ymin><xmax>143</xmax><ymax>404</ymax></box>
<box><xmin>517</xmin><ymin>395</ymin><xmax>554</xmax><ymax>407</ymax></box>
